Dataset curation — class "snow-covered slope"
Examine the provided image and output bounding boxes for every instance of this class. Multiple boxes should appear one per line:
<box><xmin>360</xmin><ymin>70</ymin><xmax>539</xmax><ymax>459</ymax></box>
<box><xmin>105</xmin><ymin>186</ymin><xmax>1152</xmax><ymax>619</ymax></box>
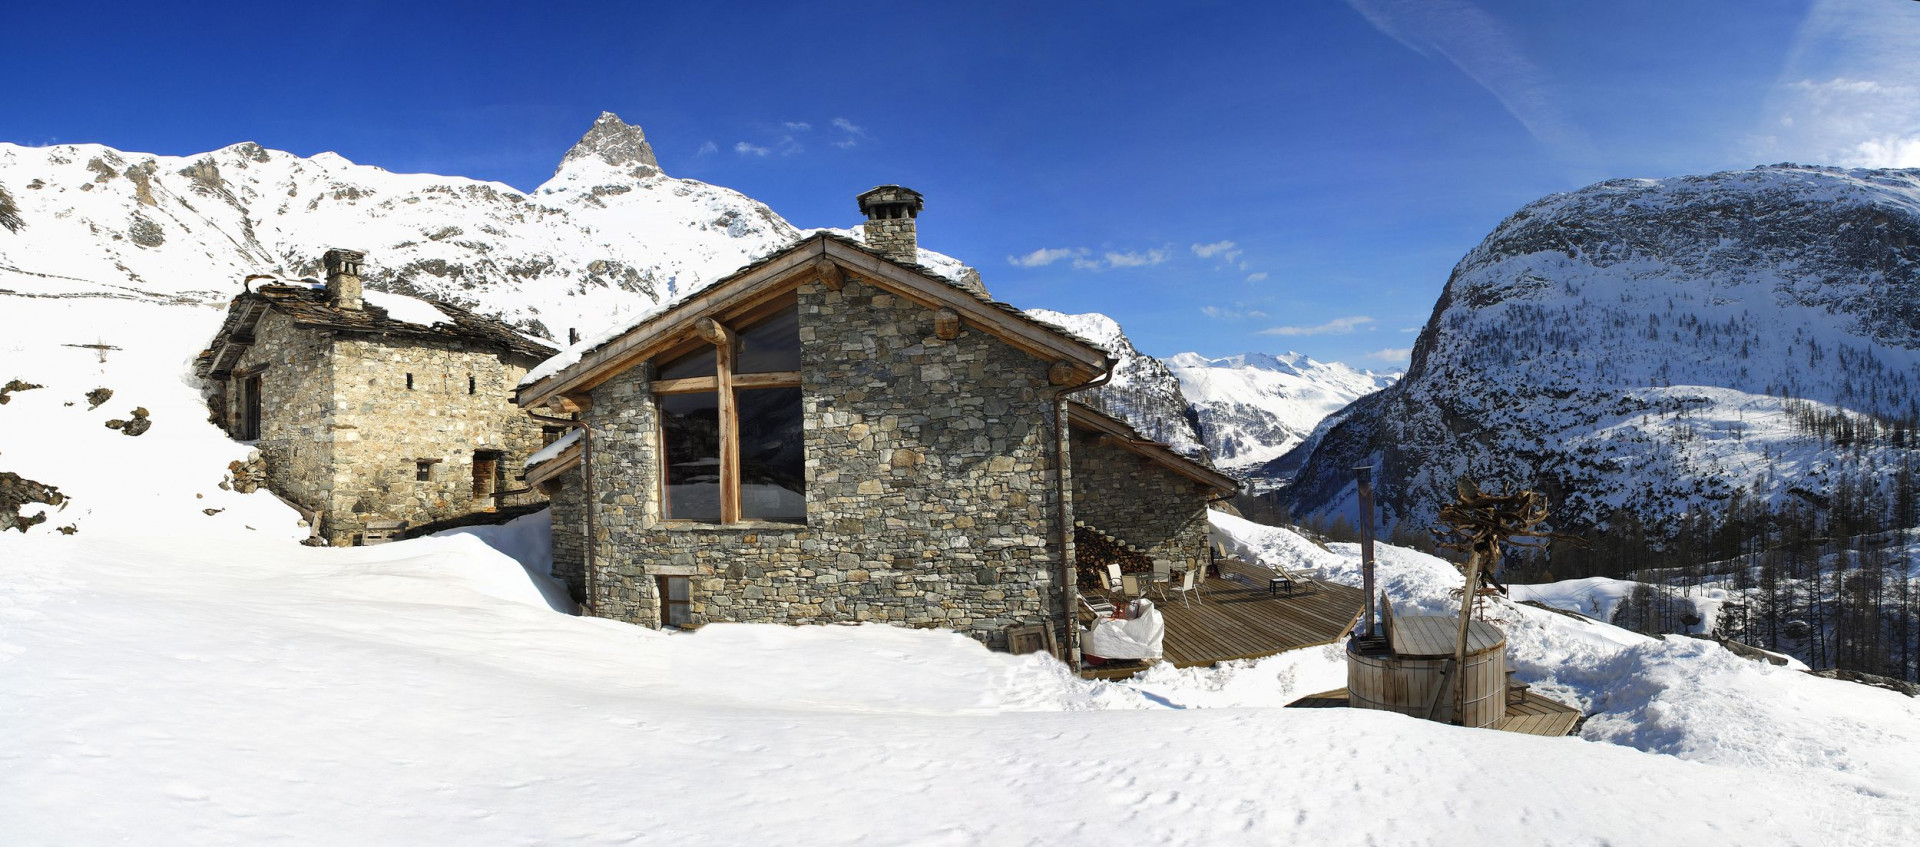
<box><xmin>1165</xmin><ymin>351</ymin><xmax>1396</xmax><ymax>480</ymax></box>
<box><xmin>1025</xmin><ymin>309</ymin><xmax>1207</xmax><ymax>458</ymax></box>
<box><xmin>0</xmin><ymin>112</ymin><xmax>976</xmax><ymax>343</ymax></box>
<box><xmin>3</xmin><ymin>281</ymin><xmax>1917</xmax><ymax>841</ymax></box>
<box><xmin>1283</xmin><ymin>165</ymin><xmax>1920</xmax><ymax>534</ymax></box>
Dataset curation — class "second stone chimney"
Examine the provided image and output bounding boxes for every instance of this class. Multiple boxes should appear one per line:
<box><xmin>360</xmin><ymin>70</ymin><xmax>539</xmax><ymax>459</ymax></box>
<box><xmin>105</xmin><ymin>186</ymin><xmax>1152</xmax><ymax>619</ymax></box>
<box><xmin>324</xmin><ymin>248</ymin><xmax>366</xmax><ymax>311</ymax></box>
<box><xmin>858</xmin><ymin>185</ymin><xmax>923</xmax><ymax>266</ymax></box>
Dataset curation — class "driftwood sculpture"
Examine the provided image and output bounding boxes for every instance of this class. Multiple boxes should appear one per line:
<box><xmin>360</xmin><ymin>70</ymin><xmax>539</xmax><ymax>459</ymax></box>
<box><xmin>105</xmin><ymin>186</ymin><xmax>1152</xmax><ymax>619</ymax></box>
<box><xmin>1426</xmin><ymin>479</ymin><xmax>1573</xmax><ymax>721</ymax></box>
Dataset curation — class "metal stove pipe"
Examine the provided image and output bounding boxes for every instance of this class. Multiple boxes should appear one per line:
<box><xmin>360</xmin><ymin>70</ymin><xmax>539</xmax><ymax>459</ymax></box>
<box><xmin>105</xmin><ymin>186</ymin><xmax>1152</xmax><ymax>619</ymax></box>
<box><xmin>1355</xmin><ymin>465</ymin><xmax>1377</xmax><ymax>639</ymax></box>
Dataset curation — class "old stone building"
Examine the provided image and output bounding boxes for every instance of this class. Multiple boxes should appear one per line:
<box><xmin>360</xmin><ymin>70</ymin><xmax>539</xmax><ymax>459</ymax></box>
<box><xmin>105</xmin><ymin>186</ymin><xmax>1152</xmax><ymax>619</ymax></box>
<box><xmin>197</xmin><ymin>249</ymin><xmax>557</xmax><ymax>545</ymax></box>
<box><xmin>520</xmin><ymin>189</ymin><xmax>1235</xmax><ymax>660</ymax></box>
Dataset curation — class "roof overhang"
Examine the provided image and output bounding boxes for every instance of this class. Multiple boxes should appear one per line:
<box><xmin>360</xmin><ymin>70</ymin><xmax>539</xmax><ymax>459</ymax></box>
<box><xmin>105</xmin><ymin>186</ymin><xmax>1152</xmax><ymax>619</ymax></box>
<box><xmin>516</xmin><ymin>234</ymin><xmax>1112</xmax><ymax>411</ymax></box>
<box><xmin>524</xmin><ymin>439</ymin><xmax>584</xmax><ymax>489</ymax></box>
<box><xmin>1067</xmin><ymin>402</ymin><xmax>1239</xmax><ymax>495</ymax></box>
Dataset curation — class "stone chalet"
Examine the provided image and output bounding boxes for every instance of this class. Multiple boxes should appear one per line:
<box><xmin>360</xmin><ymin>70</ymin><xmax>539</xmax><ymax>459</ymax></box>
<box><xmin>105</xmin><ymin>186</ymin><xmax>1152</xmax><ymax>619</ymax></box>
<box><xmin>196</xmin><ymin>249</ymin><xmax>558</xmax><ymax>546</ymax></box>
<box><xmin>518</xmin><ymin>186</ymin><xmax>1238</xmax><ymax>662</ymax></box>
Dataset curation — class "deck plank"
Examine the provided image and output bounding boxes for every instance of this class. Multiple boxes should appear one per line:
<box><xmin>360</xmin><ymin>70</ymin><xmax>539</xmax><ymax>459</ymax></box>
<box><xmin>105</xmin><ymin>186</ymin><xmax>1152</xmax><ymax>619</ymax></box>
<box><xmin>1093</xmin><ymin>577</ymin><xmax>1364</xmax><ymax>673</ymax></box>
<box><xmin>1284</xmin><ymin>688</ymin><xmax>1582</xmax><ymax>737</ymax></box>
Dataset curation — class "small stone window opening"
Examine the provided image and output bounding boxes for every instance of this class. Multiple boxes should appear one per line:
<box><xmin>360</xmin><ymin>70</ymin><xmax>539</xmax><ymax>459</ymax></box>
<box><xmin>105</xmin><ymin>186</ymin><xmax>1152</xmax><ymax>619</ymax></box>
<box><xmin>658</xmin><ymin>576</ymin><xmax>692</xmax><ymax>628</ymax></box>
<box><xmin>468</xmin><ymin>375</ymin><xmax>476</xmax><ymax>395</ymax></box>
<box><xmin>541</xmin><ymin>425</ymin><xmax>567</xmax><ymax>446</ymax></box>
<box><xmin>406</xmin><ymin>372</ymin><xmax>414</xmax><ymax>391</ymax></box>
<box><xmin>415</xmin><ymin>460</ymin><xmax>433</xmax><ymax>482</ymax></box>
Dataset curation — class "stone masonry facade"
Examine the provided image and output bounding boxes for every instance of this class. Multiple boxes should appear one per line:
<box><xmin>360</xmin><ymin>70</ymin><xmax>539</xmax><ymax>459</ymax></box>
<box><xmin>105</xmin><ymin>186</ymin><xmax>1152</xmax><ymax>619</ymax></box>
<box><xmin>556</xmin><ymin>276</ymin><xmax>1072</xmax><ymax>650</ymax></box>
<box><xmin>218</xmin><ymin>315</ymin><xmax>546</xmax><ymax>545</ymax></box>
<box><xmin>1069</xmin><ymin>428</ymin><xmax>1212</xmax><ymax>575</ymax></box>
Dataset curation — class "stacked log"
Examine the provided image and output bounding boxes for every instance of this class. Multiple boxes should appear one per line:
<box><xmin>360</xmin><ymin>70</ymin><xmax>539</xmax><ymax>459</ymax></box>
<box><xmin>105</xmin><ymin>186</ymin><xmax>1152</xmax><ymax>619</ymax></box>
<box><xmin>1074</xmin><ymin>524</ymin><xmax>1152</xmax><ymax>591</ymax></box>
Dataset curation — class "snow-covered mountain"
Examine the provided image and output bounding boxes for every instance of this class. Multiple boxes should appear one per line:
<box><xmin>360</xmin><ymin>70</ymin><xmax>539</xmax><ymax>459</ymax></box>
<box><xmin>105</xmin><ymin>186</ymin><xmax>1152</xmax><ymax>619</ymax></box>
<box><xmin>1281</xmin><ymin>165</ymin><xmax>1920</xmax><ymax>535</ymax></box>
<box><xmin>1165</xmin><ymin>351</ymin><xmax>1397</xmax><ymax>480</ymax></box>
<box><xmin>1024</xmin><ymin>310</ymin><xmax>1207</xmax><ymax>458</ymax></box>
<box><xmin>0</xmin><ymin>112</ymin><xmax>973</xmax><ymax>342</ymax></box>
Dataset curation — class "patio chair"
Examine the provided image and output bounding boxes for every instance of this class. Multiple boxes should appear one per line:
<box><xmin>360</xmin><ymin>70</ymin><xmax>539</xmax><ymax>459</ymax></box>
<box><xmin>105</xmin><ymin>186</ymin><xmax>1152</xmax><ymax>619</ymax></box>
<box><xmin>1150</xmin><ymin>560</ymin><xmax>1172</xmax><ymax>601</ymax></box>
<box><xmin>1104</xmin><ymin>562</ymin><xmax>1124</xmax><ymax>595</ymax></box>
<box><xmin>1168</xmin><ymin>568</ymin><xmax>1200</xmax><ymax>607</ymax></box>
<box><xmin>1121</xmin><ymin>573</ymin><xmax>1144</xmax><ymax>599</ymax></box>
<box><xmin>1079</xmin><ymin>594</ymin><xmax>1116</xmax><ymax>619</ymax></box>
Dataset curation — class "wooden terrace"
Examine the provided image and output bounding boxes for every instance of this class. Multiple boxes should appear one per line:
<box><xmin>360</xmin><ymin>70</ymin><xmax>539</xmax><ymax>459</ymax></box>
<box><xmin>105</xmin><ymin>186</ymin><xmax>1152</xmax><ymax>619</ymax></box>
<box><xmin>1080</xmin><ymin>576</ymin><xmax>1365</xmax><ymax>679</ymax></box>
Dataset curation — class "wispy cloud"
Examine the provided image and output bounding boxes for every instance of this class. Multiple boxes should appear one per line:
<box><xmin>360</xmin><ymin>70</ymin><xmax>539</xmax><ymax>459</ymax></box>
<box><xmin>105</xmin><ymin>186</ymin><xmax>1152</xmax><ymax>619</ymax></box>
<box><xmin>1367</xmin><ymin>347</ymin><xmax>1413</xmax><ymax>364</ymax></box>
<box><xmin>1191</xmin><ymin>240</ymin><xmax>1236</xmax><ymax>258</ymax></box>
<box><xmin>1757</xmin><ymin>1</ymin><xmax>1920</xmax><ymax>167</ymax></box>
<box><xmin>1104</xmin><ymin>249</ymin><xmax>1169</xmax><ymax>268</ymax></box>
<box><xmin>696</xmin><ymin>141</ymin><xmax>719</xmax><ymax>157</ymax></box>
<box><xmin>1008</xmin><ymin>246</ymin><xmax>1170</xmax><ymax>271</ymax></box>
<box><xmin>1344</xmin><ymin>0</ymin><xmax>1595</xmax><ymax>165</ymax></box>
<box><xmin>1008</xmin><ymin>247</ymin><xmax>1082</xmax><ymax>268</ymax></box>
<box><xmin>783</xmin><ymin>121</ymin><xmax>812</xmax><ymax>132</ymax></box>
<box><xmin>1202</xmin><ymin>304</ymin><xmax>1269</xmax><ymax>320</ymax></box>
<box><xmin>832</xmin><ymin>117</ymin><xmax>868</xmax><ymax>149</ymax></box>
<box><xmin>1245</xmin><ymin>272</ymin><xmax>1269</xmax><ymax>283</ymax></box>
<box><xmin>1260</xmin><ymin>315</ymin><xmax>1376</xmax><ymax>336</ymax></box>
<box><xmin>734</xmin><ymin>141</ymin><xmax>771</xmax><ymax>157</ymax></box>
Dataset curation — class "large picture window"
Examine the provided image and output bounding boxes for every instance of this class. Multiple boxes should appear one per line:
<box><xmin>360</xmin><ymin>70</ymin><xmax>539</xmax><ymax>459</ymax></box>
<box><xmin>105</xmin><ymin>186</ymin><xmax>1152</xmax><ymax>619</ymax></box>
<box><xmin>654</xmin><ymin>300</ymin><xmax>805</xmax><ymax>524</ymax></box>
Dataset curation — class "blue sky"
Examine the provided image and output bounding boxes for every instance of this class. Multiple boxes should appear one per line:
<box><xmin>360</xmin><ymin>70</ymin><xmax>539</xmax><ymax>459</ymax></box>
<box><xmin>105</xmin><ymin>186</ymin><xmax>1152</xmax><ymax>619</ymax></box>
<box><xmin>7</xmin><ymin>0</ymin><xmax>1919</xmax><ymax>369</ymax></box>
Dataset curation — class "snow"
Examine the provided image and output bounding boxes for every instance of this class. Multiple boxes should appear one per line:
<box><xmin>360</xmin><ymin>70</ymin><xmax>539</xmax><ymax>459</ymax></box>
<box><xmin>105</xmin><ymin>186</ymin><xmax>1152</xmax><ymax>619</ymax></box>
<box><xmin>360</xmin><ymin>288</ymin><xmax>452</xmax><ymax>327</ymax></box>
<box><xmin>1166</xmin><ymin>351</ymin><xmax>1397</xmax><ymax>475</ymax></box>
<box><xmin>522</xmin><ymin>428</ymin><xmax>581</xmax><ymax>469</ymax></box>
<box><xmin>6</xmin><ymin>152</ymin><xmax>1920</xmax><ymax>842</ymax></box>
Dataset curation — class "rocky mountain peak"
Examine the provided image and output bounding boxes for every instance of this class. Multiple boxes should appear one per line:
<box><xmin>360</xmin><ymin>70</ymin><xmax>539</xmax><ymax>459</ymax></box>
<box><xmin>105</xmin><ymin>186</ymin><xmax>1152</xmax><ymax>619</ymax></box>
<box><xmin>556</xmin><ymin>111</ymin><xmax>660</xmax><ymax>177</ymax></box>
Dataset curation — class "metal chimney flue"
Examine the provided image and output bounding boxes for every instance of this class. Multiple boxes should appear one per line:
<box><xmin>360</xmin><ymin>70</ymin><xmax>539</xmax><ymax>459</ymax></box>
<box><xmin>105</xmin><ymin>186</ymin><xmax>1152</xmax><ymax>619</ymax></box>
<box><xmin>1354</xmin><ymin>465</ymin><xmax>1378</xmax><ymax>639</ymax></box>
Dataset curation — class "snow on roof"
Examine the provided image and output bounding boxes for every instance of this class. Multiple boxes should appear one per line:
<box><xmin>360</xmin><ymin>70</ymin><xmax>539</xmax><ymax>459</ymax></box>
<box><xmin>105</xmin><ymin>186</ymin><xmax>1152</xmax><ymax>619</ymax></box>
<box><xmin>362</xmin><ymin>289</ymin><xmax>453</xmax><ymax>327</ymax></box>
<box><xmin>523</xmin><ymin>429</ymin><xmax>582</xmax><ymax>470</ymax></box>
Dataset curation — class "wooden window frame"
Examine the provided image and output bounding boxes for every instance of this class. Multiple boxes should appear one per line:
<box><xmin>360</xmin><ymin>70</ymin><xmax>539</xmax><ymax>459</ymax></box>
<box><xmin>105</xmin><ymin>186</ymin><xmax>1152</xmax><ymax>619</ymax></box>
<box><xmin>652</xmin><ymin>310</ymin><xmax>802</xmax><ymax>525</ymax></box>
<box><xmin>238</xmin><ymin>372</ymin><xmax>263</xmax><ymax>440</ymax></box>
<box><xmin>658</xmin><ymin>575</ymin><xmax>692</xmax><ymax>628</ymax></box>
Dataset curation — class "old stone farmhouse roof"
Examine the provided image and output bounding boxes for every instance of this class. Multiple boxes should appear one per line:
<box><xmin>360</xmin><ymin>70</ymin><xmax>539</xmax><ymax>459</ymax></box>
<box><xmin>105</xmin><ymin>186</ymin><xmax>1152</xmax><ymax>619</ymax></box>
<box><xmin>195</xmin><ymin>281</ymin><xmax>556</xmax><ymax>380</ymax></box>
<box><xmin>517</xmin><ymin>232</ymin><xmax>1116</xmax><ymax>410</ymax></box>
<box><xmin>1066</xmin><ymin>401</ymin><xmax>1239</xmax><ymax>495</ymax></box>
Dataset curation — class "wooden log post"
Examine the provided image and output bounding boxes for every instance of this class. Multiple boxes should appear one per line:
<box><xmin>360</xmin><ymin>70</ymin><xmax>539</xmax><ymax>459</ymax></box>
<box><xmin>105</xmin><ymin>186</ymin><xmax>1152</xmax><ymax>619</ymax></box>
<box><xmin>1048</xmin><ymin>360</ymin><xmax>1076</xmax><ymax>385</ymax></box>
<box><xmin>813</xmin><ymin>257</ymin><xmax>845</xmax><ymax>292</ymax></box>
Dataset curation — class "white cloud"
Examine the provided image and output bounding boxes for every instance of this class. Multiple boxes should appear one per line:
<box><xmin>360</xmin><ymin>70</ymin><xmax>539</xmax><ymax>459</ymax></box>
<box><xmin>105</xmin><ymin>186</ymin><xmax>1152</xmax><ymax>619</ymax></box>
<box><xmin>783</xmin><ymin>121</ymin><xmax>812</xmax><ymax>132</ymax></box>
<box><xmin>734</xmin><ymin>141</ymin><xmax>770</xmax><ymax>157</ymax></box>
<box><xmin>1757</xmin><ymin>2</ymin><xmax>1920</xmax><ymax>167</ymax></box>
<box><xmin>1201</xmin><ymin>305</ymin><xmax>1269</xmax><ymax>320</ymax></box>
<box><xmin>1245</xmin><ymin>272</ymin><xmax>1270</xmax><ymax>283</ymax></box>
<box><xmin>1344</xmin><ymin>0</ymin><xmax>1595</xmax><ymax>164</ymax></box>
<box><xmin>1104</xmin><ymin>249</ymin><xmax>1169</xmax><ymax>268</ymax></box>
<box><xmin>1367</xmin><ymin>347</ymin><xmax>1414</xmax><ymax>363</ymax></box>
<box><xmin>696</xmin><ymin>141</ymin><xmax>719</xmax><ymax>157</ymax></box>
<box><xmin>1007</xmin><ymin>247</ymin><xmax>1082</xmax><ymax>268</ymax></box>
<box><xmin>1259</xmin><ymin>315</ymin><xmax>1376</xmax><ymax>336</ymax></box>
<box><xmin>1191</xmin><ymin>240</ymin><xmax>1236</xmax><ymax>258</ymax></box>
<box><xmin>832</xmin><ymin>117</ymin><xmax>868</xmax><ymax>149</ymax></box>
<box><xmin>1009</xmin><ymin>246</ymin><xmax>1170</xmax><ymax>271</ymax></box>
<box><xmin>1399</xmin><ymin>326</ymin><xmax>1421</xmax><ymax>333</ymax></box>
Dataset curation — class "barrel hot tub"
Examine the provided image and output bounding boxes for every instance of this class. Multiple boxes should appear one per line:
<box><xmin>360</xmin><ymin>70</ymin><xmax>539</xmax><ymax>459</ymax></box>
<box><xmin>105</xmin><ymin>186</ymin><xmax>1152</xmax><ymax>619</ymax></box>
<box><xmin>1348</xmin><ymin>614</ymin><xmax>1507</xmax><ymax>728</ymax></box>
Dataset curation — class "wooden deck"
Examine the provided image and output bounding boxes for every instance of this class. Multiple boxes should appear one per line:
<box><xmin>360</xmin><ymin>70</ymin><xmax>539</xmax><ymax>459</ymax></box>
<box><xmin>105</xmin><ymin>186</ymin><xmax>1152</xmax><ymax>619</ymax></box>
<box><xmin>1080</xmin><ymin>576</ymin><xmax>1364</xmax><ymax>678</ymax></box>
<box><xmin>1287</xmin><ymin>687</ymin><xmax>1584</xmax><ymax>737</ymax></box>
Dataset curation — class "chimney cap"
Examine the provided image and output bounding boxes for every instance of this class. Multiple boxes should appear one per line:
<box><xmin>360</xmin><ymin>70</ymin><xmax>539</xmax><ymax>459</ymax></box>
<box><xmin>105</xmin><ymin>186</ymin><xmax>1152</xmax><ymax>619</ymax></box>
<box><xmin>857</xmin><ymin>185</ymin><xmax>923</xmax><ymax>218</ymax></box>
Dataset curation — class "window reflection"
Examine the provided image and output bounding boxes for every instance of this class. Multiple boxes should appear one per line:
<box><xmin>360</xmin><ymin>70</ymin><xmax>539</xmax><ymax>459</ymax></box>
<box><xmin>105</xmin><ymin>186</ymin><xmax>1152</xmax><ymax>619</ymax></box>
<box><xmin>735</xmin><ymin>308</ymin><xmax>802</xmax><ymax>374</ymax></box>
<box><xmin>660</xmin><ymin>391</ymin><xmax>721</xmax><ymax>522</ymax></box>
<box><xmin>737</xmin><ymin>387</ymin><xmax>805</xmax><ymax>522</ymax></box>
<box><xmin>658</xmin><ymin>346</ymin><xmax>716</xmax><ymax>380</ymax></box>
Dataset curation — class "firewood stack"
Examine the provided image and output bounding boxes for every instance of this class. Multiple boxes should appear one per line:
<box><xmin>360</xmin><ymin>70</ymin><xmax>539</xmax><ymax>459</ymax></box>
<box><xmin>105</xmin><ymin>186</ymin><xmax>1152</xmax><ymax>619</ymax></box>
<box><xmin>1074</xmin><ymin>524</ymin><xmax>1153</xmax><ymax>591</ymax></box>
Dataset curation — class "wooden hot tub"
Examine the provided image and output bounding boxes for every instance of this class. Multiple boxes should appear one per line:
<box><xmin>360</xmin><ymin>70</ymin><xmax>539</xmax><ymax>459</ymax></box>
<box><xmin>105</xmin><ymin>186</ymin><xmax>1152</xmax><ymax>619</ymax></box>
<box><xmin>1348</xmin><ymin>607</ymin><xmax>1508</xmax><ymax>728</ymax></box>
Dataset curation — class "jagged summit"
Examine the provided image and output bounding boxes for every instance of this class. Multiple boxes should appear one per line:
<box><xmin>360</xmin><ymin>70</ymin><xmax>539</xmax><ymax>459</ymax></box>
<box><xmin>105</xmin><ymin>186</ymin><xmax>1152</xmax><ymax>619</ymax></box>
<box><xmin>556</xmin><ymin>111</ymin><xmax>660</xmax><ymax>177</ymax></box>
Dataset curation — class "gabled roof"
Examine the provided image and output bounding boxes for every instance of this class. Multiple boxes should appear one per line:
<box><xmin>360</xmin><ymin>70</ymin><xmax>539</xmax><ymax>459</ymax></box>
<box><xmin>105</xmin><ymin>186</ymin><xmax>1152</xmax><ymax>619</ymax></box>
<box><xmin>516</xmin><ymin>232</ymin><xmax>1114</xmax><ymax>410</ymax></box>
<box><xmin>1067</xmin><ymin>401</ymin><xmax>1239</xmax><ymax>495</ymax></box>
<box><xmin>195</xmin><ymin>282</ymin><xmax>555</xmax><ymax>379</ymax></box>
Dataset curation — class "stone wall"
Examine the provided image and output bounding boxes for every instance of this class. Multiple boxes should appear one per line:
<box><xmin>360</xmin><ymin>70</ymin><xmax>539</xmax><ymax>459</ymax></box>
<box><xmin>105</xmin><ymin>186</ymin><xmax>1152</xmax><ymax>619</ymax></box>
<box><xmin>863</xmin><ymin>217</ymin><xmax>917</xmax><ymax>265</ymax></box>
<box><xmin>323</xmin><ymin>335</ymin><xmax>547</xmax><ymax>545</ymax></box>
<box><xmin>1069</xmin><ymin>429</ymin><xmax>1212</xmax><ymax>575</ymax></box>
<box><xmin>225</xmin><ymin>311</ymin><xmax>335</xmax><ymax>517</ymax></box>
<box><xmin>547</xmin><ymin>465</ymin><xmax>587</xmax><ymax>603</ymax></box>
<box><xmin>581</xmin><ymin>276</ymin><xmax>1072</xmax><ymax>650</ymax></box>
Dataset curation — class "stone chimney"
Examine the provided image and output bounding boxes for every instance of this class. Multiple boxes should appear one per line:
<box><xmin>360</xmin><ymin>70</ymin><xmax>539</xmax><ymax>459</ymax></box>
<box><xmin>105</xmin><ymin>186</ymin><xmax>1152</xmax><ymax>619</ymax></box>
<box><xmin>857</xmin><ymin>185</ymin><xmax>924</xmax><ymax>266</ymax></box>
<box><xmin>324</xmin><ymin>248</ymin><xmax>365</xmax><ymax>311</ymax></box>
